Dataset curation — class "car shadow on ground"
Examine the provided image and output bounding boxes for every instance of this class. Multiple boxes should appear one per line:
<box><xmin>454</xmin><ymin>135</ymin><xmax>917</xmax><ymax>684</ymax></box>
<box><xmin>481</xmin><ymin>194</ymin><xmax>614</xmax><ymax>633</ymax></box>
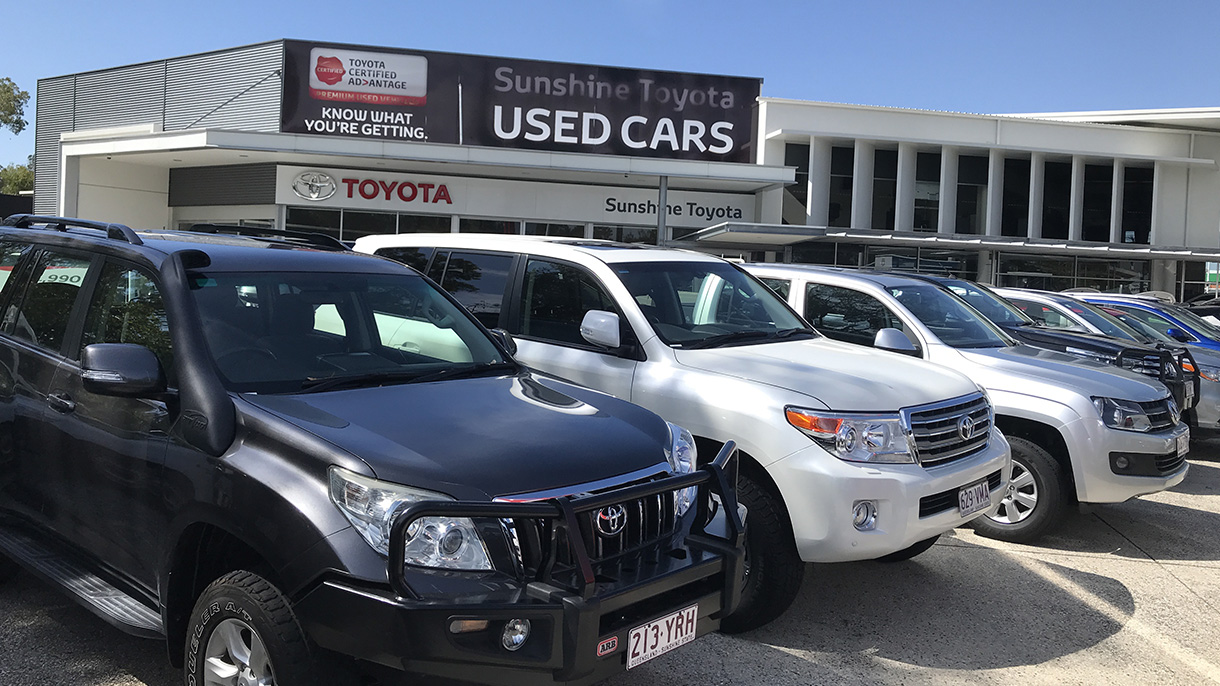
<box><xmin>1169</xmin><ymin>460</ymin><xmax>1220</xmax><ymax>496</ymax></box>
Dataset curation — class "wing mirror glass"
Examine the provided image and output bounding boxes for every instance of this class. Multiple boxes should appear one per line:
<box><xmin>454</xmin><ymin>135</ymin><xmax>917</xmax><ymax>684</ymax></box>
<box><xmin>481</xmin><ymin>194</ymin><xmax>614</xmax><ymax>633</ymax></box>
<box><xmin>81</xmin><ymin>343</ymin><xmax>167</xmax><ymax>397</ymax></box>
<box><xmin>873</xmin><ymin>328</ymin><xmax>921</xmax><ymax>356</ymax></box>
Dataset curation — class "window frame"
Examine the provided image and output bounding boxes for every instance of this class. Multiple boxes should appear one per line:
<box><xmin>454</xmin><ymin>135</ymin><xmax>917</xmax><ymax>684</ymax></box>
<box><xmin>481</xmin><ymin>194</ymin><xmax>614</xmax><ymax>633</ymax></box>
<box><xmin>77</xmin><ymin>257</ymin><xmax>176</xmax><ymax>382</ymax></box>
<box><xmin>510</xmin><ymin>254</ymin><xmax>633</xmax><ymax>354</ymax></box>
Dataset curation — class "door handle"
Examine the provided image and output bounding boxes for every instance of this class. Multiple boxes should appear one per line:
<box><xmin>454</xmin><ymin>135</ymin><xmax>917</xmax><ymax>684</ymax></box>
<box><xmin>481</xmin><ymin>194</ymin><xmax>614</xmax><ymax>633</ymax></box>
<box><xmin>47</xmin><ymin>391</ymin><xmax>76</xmax><ymax>414</ymax></box>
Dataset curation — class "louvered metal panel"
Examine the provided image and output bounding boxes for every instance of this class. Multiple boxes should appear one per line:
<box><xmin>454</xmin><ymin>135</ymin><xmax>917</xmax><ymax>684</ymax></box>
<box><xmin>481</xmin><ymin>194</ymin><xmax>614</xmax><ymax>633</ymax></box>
<box><xmin>33</xmin><ymin>76</ymin><xmax>76</xmax><ymax>215</ymax></box>
<box><xmin>169</xmin><ymin>164</ymin><xmax>277</xmax><ymax>206</ymax></box>
<box><xmin>164</xmin><ymin>42</ymin><xmax>284</xmax><ymax>132</ymax></box>
<box><xmin>74</xmin><ymin>63</ymin><xmax>165</xmax><ymax>131</ymax></box>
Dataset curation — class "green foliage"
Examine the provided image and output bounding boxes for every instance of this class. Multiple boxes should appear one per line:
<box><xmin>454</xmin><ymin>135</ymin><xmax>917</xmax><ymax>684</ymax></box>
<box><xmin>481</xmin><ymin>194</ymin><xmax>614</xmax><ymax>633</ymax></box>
<box><xmin>0</xmin><ymin>161</ymin><xmax>33</xmax><ymax>195</ymax></box>
<box><xmin>0</xmin><ymin>77</ymin><xmax>29</xmax><ymax>136</ymax></box>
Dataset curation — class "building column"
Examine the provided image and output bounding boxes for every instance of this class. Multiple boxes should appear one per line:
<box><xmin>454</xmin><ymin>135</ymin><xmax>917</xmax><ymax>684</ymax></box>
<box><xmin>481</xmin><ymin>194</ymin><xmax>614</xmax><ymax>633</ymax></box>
<box><xmin>895</xmin><ymin>142</ymin><xmax>917</xmax><ymax>231</ymax></box>
<box><xmin>937</xmin><ymin>146</ymin><xmax>958</xmax><ymax>234</ymax></box>
<box><xmin>851</xmin><ymin>140</ymin><xmax>875</xmax><ymax>229</ymax></box>
<box><xmin>807</xmin><ymin>136</ymin><xmax>833</xmax><ymax>227</ymax></box>
<box><xmin>1068</xmin><ymin>156</ymin><xmax>1085</xmax><ymax>241</ymax></box>
<box><xmin>58</xmin><ymin>154</ymin><xmax>80</xmax><ymax>217</ymax></box>
<box><xmin>1150</xmin><ymin>160</ymin><xmax>1164</xmax><ymax>245</ymax></box>
<box><xmin>986</xmin><ymin>150</ymin><xmax>1005</xmax><ymax>237</ymax></box>
<box><xmin>1027</xmin><ymin>152</ymin><xmax>1046</xmax><ymax>239</ymax></box>
<box><xmin>1110</xmin><ymin>160</ymin><xmax>1125</xmax><ymax>243</ymax></box>
<box><xmin>759</xmin><ymin>137</ymin><xmax>786</xmax><ymax>224</ymax></box>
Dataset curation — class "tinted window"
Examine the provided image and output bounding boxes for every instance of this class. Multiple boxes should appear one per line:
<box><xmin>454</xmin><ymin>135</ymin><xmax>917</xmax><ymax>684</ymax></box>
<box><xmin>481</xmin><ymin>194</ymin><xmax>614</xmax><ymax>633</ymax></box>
<box><xmin>81</xmin><ymin>263</ymin><xmax>173</xmax><ymax>375</ymax></box>
<box><xmin>375</xmin><ymin>246</ymin><xmax>434</xmax><ymax>273</ymax></box>
<box><xmin>804</xmin><ymin>283</ymin><xmax>909</xmax><ymax>347</ymax></box>
<box><xmin>1007</xmin><ymin>299</ymin><xmax>1078</xmax><ymax>329</ymax></box>
<box><xmin>758</xmin><ymin>277</ymin><xmax>791</xmax><ymax>301</ymax></box>
<box><xmin>518</xmin><ymin>259</ymin><xmax>617</xmax><ymax>345</ymax></box>
<box><xmin>436</xmin><ymin>251</ymin><xmax>514</xmax><ymax>328</ymax></box>
<box><xmin>940</xmin><ymin>280</ymin><xmax>1030</xmax><ymax>325</ymax></box>
<box><xmin>1110</xmin><ymin>305</ymin><xmax>1177</xmax><ymax>337</ymax></box>
<box><xmin>887</xmin><ymin>284</ymin><xmax>1010</xmax><ymax>348</ymax></box>
<box><xmin>0</xmin><ymin>241</ymin><xmax>31</xmax><ymax>302</ymax></box>
<box><xmin>8</xmin><ymin>250</ymin><xmax>92</xmax><ymax>353</ymax></box>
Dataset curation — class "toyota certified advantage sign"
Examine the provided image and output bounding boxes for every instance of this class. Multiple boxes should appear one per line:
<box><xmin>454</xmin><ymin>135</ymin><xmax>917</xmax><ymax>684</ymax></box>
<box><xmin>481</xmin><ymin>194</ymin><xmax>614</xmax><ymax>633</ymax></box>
<box><xmin>281</xmin><ymin>40</ymin><xmax>761</xmax><ymax>163</ymax></box>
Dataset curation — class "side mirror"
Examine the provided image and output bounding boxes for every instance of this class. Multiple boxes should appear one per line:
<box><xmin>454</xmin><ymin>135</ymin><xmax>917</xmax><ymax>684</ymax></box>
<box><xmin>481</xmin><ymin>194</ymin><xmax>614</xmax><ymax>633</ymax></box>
<box><xmin>1165</xmin><ymin>327</ymin><xmax>1192</xmax><ymax>343</ymax></box>
<box><xmin>81</xmin><ymin>343</ymin><xmax>167</xmax><ymax>397</ymax></box>
<box><xmin>874</xmin><ymin>328</ymin><xmax>921</xmax><ymax>357</ymax></box>
<box><xmin>489</xmin><ymin>328</ymin><xmax>517</xmax><ymax>356</ymax></box>
<box><xmin>580</xmin><ymin>310</ymin><xmax>621</xmax><ymax>349</ymax></box>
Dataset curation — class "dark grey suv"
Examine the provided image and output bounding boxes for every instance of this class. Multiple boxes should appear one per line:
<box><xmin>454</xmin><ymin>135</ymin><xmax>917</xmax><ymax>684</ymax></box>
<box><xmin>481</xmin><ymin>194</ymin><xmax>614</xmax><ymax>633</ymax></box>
<box><xmin>0</xmin><ymin>215</ymin><xmax>744</xmax><ymax>686</ymax></box>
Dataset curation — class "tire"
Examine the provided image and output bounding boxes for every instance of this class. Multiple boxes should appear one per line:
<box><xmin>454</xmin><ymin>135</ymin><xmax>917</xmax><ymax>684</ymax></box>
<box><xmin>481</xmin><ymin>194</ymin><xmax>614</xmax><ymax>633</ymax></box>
<box><xmin>875</xmin><ymin>534</ymin><xmax>940</xmax><ymax>562</ymax></box>
<box><xmin>968</xmin><ymin>436</ymin><xmax>1067</xmax><ymax>543</ymax></box>
<box><xmin>184</xmin><ymin>571</ymin><xmax>320</xmax><ymax>686</ymax></box>
<box><xmin>0</xmin><ymin>554</ymin><xmax>17</xmax><ymax>583</ymax></box>
<box><xmin>719</xmin><ymin>472</ymin><xmax>804</xmax><ymax>634</ymax></box>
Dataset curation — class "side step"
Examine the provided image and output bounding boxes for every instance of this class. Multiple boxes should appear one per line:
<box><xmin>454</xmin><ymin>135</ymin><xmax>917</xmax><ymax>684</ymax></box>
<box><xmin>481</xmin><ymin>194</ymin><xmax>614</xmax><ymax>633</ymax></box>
<box><xmin>0</xmin><ymin>524</ymin><xmax>164</xmax><ymax>639</ymax></box>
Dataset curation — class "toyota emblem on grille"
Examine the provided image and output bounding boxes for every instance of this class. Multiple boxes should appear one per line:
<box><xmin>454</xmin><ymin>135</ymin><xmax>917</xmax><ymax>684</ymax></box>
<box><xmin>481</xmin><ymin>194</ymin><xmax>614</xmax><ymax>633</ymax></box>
<box><xmin>596</xmin><ymin>505</ymin><xmax>627</xmax><ymax>537</ymax></box>
<box><xmin>291</xmin><ymin>171</ymin><xmax>337</xmax><ymax>201</ymax></box>
<box><xmin>957</xmin><ymin>415</ymin><xmax>975</xmax><ymax>441</ymax></box>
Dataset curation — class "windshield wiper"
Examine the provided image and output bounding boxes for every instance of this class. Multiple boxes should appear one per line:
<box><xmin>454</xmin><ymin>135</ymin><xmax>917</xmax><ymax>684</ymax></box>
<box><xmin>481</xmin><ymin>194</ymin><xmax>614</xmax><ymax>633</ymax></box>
<box><xmin>681</xmin><ymin>330</ymin><xmax>775</xmax><ymax>350</ymax></box>
<box><xmin>404</xmin><ymin>361</ymin><xmax>518</xmax><ymax>384</ymax></box>
<box><xmin>299</xmin><ymin>370</ymin><xmax>427</xmax><ymax>393</ymax></box>
<box><xmin>772</xmin><ymin>327</ymin><xmax>818</xmax><ymax>340</ymax></box>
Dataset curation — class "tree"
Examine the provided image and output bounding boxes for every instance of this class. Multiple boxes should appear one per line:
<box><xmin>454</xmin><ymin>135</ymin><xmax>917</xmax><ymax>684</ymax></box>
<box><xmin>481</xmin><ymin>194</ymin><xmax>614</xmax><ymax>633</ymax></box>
<box><xmin>0</xmin><ymin>160</ymin><xmax>33</xmax><ymax>195</ymax></box>
<box><xmin>0</xmin><ymin>77</ymin><xmax>30</xmax><ymax>136</ymax></box>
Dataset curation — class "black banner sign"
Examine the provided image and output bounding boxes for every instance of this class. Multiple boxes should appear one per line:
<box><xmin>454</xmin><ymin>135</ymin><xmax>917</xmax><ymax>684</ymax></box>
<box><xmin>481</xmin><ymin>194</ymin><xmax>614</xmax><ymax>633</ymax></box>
<box><xmin>281</xmin><ymin>40</ymin><xmax>760</xmax><ymax>163</ymax></box>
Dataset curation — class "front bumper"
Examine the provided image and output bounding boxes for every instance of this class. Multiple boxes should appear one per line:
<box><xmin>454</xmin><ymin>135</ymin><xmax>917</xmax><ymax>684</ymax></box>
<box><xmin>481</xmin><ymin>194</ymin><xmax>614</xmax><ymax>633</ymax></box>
<box><xmin>769</xmin><ymin>431</ymin><xmax>1012</xmax><ymax>563</ymax></box>
<box><xmin>294</xmin><ymin>445</ymin><xmax>745</xmax><ymax>685</ymax></box>
<box><xmin>1067</xmin><ymin>418</ymin><xmax>1190</xmax><ymax>503</ymax></box>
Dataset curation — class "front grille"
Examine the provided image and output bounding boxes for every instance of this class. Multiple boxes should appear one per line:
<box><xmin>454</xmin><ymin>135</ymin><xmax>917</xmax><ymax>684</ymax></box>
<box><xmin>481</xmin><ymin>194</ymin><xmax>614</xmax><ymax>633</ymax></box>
<box><xmin>1138</xmin><ymin>398</ymin><xmax>1177</xmax><ymax>432</ymax></box>
<box><xmin>905</xmin><ymin>393</ymin><xmax>992</xmax><ymax>468</ymax></box>
<box><xmin>1109</xmin><ymin>450</ymin><xmax>1187</xmax><ymax>477</ymax></box>
<box><xmin>919</xmin><ymin>470</ymin><xmax>1003</xmax><ymax>518</ymax></box>
<box><xmin>1156</xmin><ymin>451</ymin><xmax>1188</xmax><ymax>475</ymax></box>
<box><xmin>503</xmin><ymin>480</ymin><xmax>679</xmax><ymax>578</ymax></box>
<box><xmin>1122</xmin><ymin>353</ymin><xmax>1167</xmax><ymax>380</ymax></box>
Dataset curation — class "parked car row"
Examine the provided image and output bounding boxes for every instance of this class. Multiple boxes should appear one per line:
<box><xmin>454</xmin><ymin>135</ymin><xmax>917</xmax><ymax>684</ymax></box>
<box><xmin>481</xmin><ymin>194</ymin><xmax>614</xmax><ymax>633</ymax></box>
<box><xmin>0</xmin><ymin>215</ymin><xmax>1198</xmax><ymax>686</ymax></box>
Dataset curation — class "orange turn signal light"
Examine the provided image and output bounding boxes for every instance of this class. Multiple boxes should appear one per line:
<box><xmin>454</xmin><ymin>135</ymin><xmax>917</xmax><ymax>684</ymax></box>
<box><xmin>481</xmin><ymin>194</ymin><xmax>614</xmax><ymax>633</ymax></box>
<box><xmin>786</xmin><ymin>409</ymin><xmax>842</xmax><ymax>436</ymax></box>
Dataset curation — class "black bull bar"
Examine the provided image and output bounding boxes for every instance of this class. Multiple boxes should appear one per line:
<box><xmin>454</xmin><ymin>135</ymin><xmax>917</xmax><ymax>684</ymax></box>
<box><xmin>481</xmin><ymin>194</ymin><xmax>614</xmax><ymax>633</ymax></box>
<box><xmin>387</xmin><ymin>442</ymin><xmax>744</xmax><ymax>602</ymax></box>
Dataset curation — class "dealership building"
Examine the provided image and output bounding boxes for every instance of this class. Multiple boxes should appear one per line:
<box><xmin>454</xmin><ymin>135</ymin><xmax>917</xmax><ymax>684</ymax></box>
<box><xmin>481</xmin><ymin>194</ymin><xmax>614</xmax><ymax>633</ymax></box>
<box><xmin>32</xmin><ymin>40</ymin><xmax>1220</xmax><ymax>297</ymax></box>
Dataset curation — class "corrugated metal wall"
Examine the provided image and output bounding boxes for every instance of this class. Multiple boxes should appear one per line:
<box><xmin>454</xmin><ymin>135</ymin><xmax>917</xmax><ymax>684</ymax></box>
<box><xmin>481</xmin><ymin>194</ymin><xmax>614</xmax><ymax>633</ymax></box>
<box><xmin>34</xmin><ymin>41</ymin><xmax>284</xmax><ymax>214</ymax></box>
<box><xmin>169</xmin><ymin>164</ymin><xmax>277</xmax><ymax>206</ymax></box>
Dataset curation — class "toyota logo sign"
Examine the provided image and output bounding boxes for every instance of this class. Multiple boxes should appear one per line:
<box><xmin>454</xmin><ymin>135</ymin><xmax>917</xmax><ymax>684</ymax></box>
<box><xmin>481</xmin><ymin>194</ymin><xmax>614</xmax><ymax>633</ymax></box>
<box><xmin>957</xmin><ymin>415</ymin><xmax>976</xmax><ymax>442</ymax></box>
<box><xmin>291</xmin><ymin>171</ymin><xmax>338</xmax><ymax>201</ymax></box>
<box><xmin>595</xmin><ymin>504</ymin><xmax>627</xmax><ymax>537</ymax></box>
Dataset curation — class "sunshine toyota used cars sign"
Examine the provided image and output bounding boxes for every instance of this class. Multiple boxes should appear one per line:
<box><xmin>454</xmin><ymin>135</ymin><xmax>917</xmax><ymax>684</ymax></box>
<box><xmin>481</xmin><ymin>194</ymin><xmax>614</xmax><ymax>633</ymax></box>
<box><xmin>281</xmin><ymin>40</ymin><xmax>761</xmax><ymax>163</ymax></box>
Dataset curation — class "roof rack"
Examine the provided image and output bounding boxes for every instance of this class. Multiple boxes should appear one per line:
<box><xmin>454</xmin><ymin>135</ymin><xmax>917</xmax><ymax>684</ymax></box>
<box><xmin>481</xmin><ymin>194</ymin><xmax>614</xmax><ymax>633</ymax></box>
<box><xmin>2</xmin><ymin>214</ymin><xmax>144</xmax><ymax>246</ymax></box>
<box><xmin>185</xmin><ymin>224</ymin><xmax>348</xmax><ymax>252</ymax></box>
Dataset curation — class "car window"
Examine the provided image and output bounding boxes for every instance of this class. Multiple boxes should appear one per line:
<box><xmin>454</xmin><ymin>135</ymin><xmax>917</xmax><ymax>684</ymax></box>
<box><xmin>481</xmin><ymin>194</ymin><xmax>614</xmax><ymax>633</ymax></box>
<box><xmin>80</xmin><ymin>262</ymin><xmax>174</xmax><ymax>377</ymax></box>
<box><xmin>1007</xmin><ymin>298</ymin><xmax>1077</xmax><ymax>329</ymax></box>
<box><xmin>757</xmin><ymin>277</ymin><xmax>791</xmax><ymax>301</ymax></box>
<box><xmin>6</xmin><ymin>249</ymin><xmax>93</xmax><ymax>354</ymax></box>
<box><xmin>1110</xmin><ymin>305</ymin><xmax>1182</xmax><ymax>338</ymax></box>
<box><xmin>804</xmin><ymin>283</ymin><xmax>910</xmax><ymax>347</ymax></box>
<box><xmin>517</xmin><ymin>258</ymin><xmax>618</xmax><ymax>346</ymax></box>
<box><xmin>434</xmin><ymin>251</ymin><xmax>514</xmax><ymax>329</ymax></box>
<box><xmin>0</xmin><ymin>240</ymin><xmax>31</xmax><ymax>301</ymax></box>
<box><xmin>374</xmin><ymin>246</ymin><xmax>434</xmax><ymax>273</ymax></box>
<box><xmin>941</xmin><ymin>281</ymin><xmax>1030</xmax><ymax>325</ymax></box>
<box><xmin>887</xmin><ymin>284</ymin><xmax>1010</xmax><ymax>348</ymax></box>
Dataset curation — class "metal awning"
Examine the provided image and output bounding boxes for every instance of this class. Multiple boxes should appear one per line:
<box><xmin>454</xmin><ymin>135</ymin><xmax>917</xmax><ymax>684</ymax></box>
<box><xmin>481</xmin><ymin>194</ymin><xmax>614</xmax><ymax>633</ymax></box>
<box><xmin>677</xmin><ymin>222</ymin><xmax>1220</xmax><ymax>261</ymax></box>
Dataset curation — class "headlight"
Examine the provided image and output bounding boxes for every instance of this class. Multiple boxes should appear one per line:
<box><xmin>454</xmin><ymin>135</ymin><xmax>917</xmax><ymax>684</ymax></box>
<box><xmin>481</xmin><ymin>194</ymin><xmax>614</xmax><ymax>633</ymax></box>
<box><xmin>1199</xmin><ymin>365</ymin><xmax>1220</xmax><ymax>383</ymax></box>
<box><xmin>329</xmin><ymin>467</ymin><xmax>492</xmax><ymax>570</ymax></box>
<box><xmin>1092</xmin><ymin>397</ymin><xmax>1154</xmax><ymax>433</ymax></box>
<box><xmin>665</xmin><ymin>422</ymin><xmax>698</xmax><ymax>516</ymax></box>
<box><xmin>785</xmin><ymin>407</ymin><xmax>914</xmax><ymax>464</ymax></box>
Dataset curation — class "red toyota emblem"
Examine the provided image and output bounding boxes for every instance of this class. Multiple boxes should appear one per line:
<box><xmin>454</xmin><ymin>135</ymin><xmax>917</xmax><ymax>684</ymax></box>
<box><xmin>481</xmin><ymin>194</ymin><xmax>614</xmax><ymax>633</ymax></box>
<box><xmin>596</xmin><ymin>636</ymin><xmax>618</xmax><ymax>657</ymax></box>
<box><xmin>315</xmin><ymin>56</ymin><xmax>345</xmax><ymax>85</ymax></box>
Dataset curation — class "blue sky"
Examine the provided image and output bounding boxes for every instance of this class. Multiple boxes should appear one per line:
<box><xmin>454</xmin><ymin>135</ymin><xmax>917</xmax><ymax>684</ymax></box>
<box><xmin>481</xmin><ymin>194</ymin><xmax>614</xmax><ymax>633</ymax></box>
<box><xmin>3</xmin><ymin>0</ymin><xmax>1218</xmax><ymax>167</ymax></box>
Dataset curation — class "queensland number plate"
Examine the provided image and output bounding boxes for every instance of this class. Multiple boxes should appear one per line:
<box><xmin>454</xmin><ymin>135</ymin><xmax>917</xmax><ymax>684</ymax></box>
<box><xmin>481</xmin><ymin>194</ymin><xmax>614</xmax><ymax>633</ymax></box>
<box><xmin>1177</xmin><ymin>429</ymin><xmax>1190</xmax><ymax>457</ymax></box>
<box><xmin>627</xmin><ymin>604</ymin><xmax>698</xmax><ymax>669</ymax></box>
<box><xmin>958</xmin><ymin>478</ymin><xmax>991</xmax><ymax>517</ymax></box>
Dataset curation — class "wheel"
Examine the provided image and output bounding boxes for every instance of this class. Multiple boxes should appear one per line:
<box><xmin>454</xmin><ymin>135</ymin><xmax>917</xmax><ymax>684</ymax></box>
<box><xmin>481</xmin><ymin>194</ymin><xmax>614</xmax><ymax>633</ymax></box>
<box><xmin>968</xmin><ymin>436</ymin><xmax>1067</xmax><ymax>543</ymax></box>
<box><xmin>184</xmin><ymin>571</ymin><xmax>320</xmax><ymax>686</ymax></box>
<box><xmin>719</xmin><ymin>472</ymin><xmax>804</xmax><ymax>634</ymax></box>
<box><xmin>875</xmin><ymin>534</ymin><xmax>940</xmax><ymax>562</ymax></box>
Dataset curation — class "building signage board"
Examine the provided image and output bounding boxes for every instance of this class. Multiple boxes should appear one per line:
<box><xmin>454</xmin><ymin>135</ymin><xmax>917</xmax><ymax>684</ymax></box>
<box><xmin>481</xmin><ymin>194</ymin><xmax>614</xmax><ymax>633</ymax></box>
<box><xmin>275</xmin><ymin>166</ymin><xmax>754</xmax><ymax>228</ymax></box>
<box><xmin>281</xmin><ymin>40</ymin><xmax>761</xmax><ymax>163</ymax></box>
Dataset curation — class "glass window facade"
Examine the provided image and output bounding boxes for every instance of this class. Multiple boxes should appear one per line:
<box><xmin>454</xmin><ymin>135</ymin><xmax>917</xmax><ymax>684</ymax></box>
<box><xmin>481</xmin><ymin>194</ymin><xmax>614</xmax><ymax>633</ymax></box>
<box><xmin>1122</xmin><ymin>167</ymin><xmax>1153</xmax><ymax>244</ymax></box>
<box><xmin>828</xmin><ymin>146</ymin><xmax>854</xmax><ymax>228</ymax></box>
<box><xmin>1042</xmin><ymin>161</ymin><xmax>1071</xmax><ymax>240</ymax></box>
<box><xmin>1082</xmin><ymin>163</ymin><xmax>1113</xmax><ymax>242</ymax></box>
<box><xmin>783</xmin><ymin>142</ymin><xmax>810</xmax><ymax>224</ymax></box>
<box><xmin>914</xmin><ymin>152</ymin><xmax>940</xmax><ymax>232</ymax></box>
<box><xmin>872</xmin><ymin>149</ymin><xmax>898</xmax><ymax>230</ymax></box>
<box><xmin>1001</xmin><ymin>158</ymin><xmax>1029</xmax><ymax>237</ymax></box>
<box><xmin>956</xmin><ymin>155</ymin><xmax>988</xmax><ymax>235</ymax></box>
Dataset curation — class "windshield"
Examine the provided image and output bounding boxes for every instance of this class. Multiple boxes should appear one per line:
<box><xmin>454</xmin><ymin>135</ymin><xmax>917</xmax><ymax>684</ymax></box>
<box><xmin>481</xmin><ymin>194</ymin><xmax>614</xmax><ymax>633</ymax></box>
<box><xmin>1162</xmin><ymin>303</ymin><xmax>1220</xmax><ymax>340</ymax></box>
<box><xmin>1061</xmin><ymin>299</ymin><xmax>1143</xmax><ymax>341</ymax></box>
<box><xmin>613</xmin><ymin>261</ymin><xmax>812</xmax><ymax>348</ymax></box>
<box><xmin>1103</xmin><ymin>307</ymin><xmax>1172</xmax><ymax>343</ymax></box>
<box><xmin>941</xmin><ymin>279</ymin><xmax>1033</xmax><ymax>326</ymax></box>
<box><xmin>191</xmin><ymin>271</ymin><xmax>506</xmax><ymax>393</ymax></box>
<box><xmin>887</xmin><ymin>284</ymin><xmax>1012</xmax><ymax>348</ymax></box>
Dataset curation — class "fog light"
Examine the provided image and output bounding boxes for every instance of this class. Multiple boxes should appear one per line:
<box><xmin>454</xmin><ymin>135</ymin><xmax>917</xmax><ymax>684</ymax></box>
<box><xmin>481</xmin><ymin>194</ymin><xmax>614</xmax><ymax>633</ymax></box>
<box><xmin>501</xmin><ymin>618</ymin><xmax>531</xmax><ymax>651</ymax></box>
<box><xmin>852</xmin><ymin>500</ymin><xmax>878</xmax><ymax>531</ymax></box>
<box><xmin>1115</xmin><ymin>455</ymin><xmax>1130</xmax><ymax>470</ymax></box>
<box><xmin>448</xmin><ymin>619</ymin><xmax>489</xmax><ymax>634</ymax></box>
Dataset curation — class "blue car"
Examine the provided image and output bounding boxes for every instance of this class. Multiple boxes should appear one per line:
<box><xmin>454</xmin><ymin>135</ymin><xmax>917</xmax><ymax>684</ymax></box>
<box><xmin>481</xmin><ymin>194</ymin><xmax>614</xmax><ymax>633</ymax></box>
<box><xmin>1077</xmin><ymin>294</ymin><xmax>1220</xmax><ymax>354</ymax></box>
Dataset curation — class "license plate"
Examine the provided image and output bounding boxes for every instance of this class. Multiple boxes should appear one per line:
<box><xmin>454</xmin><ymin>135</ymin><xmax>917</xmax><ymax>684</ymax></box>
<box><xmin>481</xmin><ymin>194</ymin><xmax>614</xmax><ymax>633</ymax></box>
<box><xmin>1177</xmin><ymin>430</ymin><xmax>1190</xmax><ymax>457</ymax></box>
<box><xmin>958</xmin><ymin>478</ymin><xmax>991</xmax><ymax>517</ymax></box>
<box><xmin>626</xmin><ymin>604</ymin><xmax>698</xmax><ymax>669</ymax></box>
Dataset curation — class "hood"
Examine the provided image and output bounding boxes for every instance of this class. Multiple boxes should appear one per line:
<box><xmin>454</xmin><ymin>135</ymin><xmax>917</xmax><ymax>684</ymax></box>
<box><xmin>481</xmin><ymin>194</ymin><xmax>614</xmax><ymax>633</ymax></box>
<box><xmin>959</xmin><ymin>344</ymin><xmax>1168</xmax><ymax>401</ymax></box>
<box><xmin>673</xmin><ymin>338</ymin><xmax>977</xmax><ymax>412</ymax></box>
<box><xmin>240</xmin><ymin>372</ymin><xmax>671</xmax><ymax>500</ymax></box>
<box><xmin>1001</xmin><ymin>323</ymin><xmax>1153</xmax><ymax>356</ymax></box>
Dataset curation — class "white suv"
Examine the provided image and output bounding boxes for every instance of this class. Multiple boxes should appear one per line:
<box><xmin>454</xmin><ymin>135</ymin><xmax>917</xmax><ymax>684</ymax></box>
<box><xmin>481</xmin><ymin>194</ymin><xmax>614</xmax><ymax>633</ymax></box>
<box><xmin>355</xmin><ymin>234</ymin><xmax>1011</xmax><ymax>632</ymax></box>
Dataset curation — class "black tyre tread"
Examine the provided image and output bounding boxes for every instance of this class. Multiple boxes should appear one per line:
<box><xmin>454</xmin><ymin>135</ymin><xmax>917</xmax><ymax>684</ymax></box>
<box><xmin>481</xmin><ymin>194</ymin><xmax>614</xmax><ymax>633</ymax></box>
<box><xmin>187</xmin><ymin>570</ymin><xmax>322</xmax><ymax>686</ymax></box>
<box><xmin>875</xmin><ymin>534</ymin><xmax>940</xmax><ymax>563</ymax></box>
<box><xmin>719</xmin><ymin>473</ymin><xmax>803</xmax><ymax>634</ymax></box>
<box><xmin>0</xmin><ymin>554</ymin><xmax>17</xmax><ymax>583</ymax></box>
<box><xmin>968</xmin><ymin>436</ymin><xmax>1066</xmax><ymax>544</ymax></box>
